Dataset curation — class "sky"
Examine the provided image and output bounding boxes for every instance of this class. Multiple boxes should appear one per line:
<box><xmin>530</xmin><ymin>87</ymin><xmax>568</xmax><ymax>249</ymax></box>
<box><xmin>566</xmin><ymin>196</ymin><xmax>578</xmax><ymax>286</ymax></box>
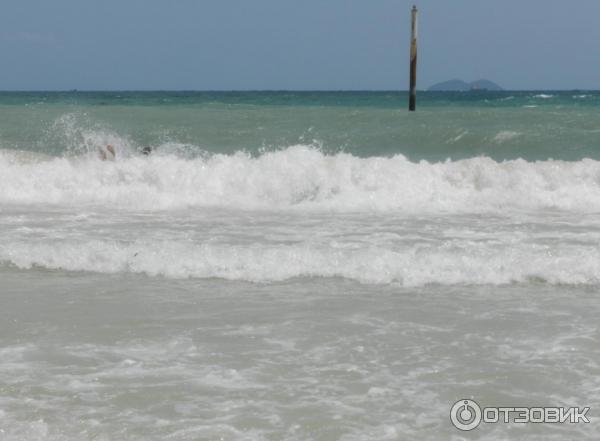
<box><xmin>1</xmin><ymin>0</ymin><xmax>599</xmax><ymax>90</ymax></box>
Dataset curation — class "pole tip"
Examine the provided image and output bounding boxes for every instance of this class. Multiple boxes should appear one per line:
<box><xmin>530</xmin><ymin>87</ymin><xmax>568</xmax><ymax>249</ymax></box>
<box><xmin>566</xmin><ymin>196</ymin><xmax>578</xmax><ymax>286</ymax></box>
<box><xmin>412</xmin><ymin>5</ymin><xmax>417</xmax><ymax>11</ymax></box>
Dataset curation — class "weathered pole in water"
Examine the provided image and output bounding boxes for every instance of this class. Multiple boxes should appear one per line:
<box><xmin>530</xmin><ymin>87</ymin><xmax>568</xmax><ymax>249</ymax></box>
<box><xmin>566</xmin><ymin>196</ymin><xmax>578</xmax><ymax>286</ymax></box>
<box><xmin>409</xmin><ymin>5</ymin><xmax>418</xmax><ymax>111</ymax></box>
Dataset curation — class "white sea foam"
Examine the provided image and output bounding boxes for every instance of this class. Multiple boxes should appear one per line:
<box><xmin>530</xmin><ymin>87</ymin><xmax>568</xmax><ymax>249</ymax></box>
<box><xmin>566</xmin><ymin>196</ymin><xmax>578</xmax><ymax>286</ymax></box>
<box><xmin>534</xmin><ymin>94</ymin><xmax>554</xmax><ymax>99</ymax></box>
<box><xmin>2</xmin><ymin>145</ymin><xmax>600</xmax><ymax>213</ymax></box>
<box><xmin>3</xmin><ymin>145</ymin><xmax>600</xmax><ymax>285</ymax></box>
<box><xmin>446</xmin><ymin>130</ymin><xmax>468</xmax><ymax>144</ymax></box>
<box><xmin>2</xmin><ymin>235</ymin><xmax>600</xmax><ymax>285</ymax></box>
<box><xmin>492</xmin><ymin>130</ymin><xmax>521</xmax><ymax>143</ymax></box>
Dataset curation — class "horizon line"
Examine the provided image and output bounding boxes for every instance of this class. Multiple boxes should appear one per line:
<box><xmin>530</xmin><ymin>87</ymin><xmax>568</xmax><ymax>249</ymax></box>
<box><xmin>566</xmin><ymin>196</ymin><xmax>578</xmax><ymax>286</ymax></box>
<box><xmin>0</xmin><ymin>88</ymin><xmax>598</xmax><ymax>93</ymax></box>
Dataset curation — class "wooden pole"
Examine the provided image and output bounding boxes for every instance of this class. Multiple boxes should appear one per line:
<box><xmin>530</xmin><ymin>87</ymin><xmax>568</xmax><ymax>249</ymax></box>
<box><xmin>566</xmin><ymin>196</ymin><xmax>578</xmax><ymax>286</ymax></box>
<box><xmin>409</xmin><ymin>5</ymin><xmax>418</xmax><ymax>111</ymax></box>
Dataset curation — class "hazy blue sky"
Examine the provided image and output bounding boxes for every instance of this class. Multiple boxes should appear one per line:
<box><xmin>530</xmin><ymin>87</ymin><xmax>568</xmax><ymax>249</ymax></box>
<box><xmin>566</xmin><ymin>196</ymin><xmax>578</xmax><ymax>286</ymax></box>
<box><xmin>1</xmin><ymin>0</ymin><xmax>599</xmax><ymax>90</ymax></box>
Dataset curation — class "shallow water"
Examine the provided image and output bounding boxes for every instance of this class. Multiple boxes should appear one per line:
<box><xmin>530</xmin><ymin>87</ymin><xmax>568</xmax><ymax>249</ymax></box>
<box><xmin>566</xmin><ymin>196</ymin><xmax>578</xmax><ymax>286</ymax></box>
<box><xmin>1</xmin><ymin>270</ymin><xmax>599</xmax><ymax>440</ymax></box>
<box><xmin>2</xmin><ymin>91</ymin><xmax>600</xmax><ymax>439</ymax></box>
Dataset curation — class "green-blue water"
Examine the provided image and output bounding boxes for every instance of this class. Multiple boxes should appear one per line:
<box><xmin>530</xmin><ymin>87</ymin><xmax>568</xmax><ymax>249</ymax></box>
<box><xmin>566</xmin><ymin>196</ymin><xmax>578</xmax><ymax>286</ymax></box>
<box><xmin>1</xmin><ymin>90</ymin><xmax>599</xmax><ymax>161</ymax></box>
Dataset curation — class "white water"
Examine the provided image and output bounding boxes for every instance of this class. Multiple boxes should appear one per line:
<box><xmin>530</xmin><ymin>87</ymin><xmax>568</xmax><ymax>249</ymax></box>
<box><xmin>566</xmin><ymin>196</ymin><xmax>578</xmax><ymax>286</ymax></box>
<box><xmin>2</xmin><ymin>145</ymin><xmax>600</xmax><ymax>212</ymax></box>
<box><xmin>2</xmin><ymin>210</ymin><xmax>600</xmax><ymax>285</ymax></box>
<box><xmin>1</xmin><ymin>146</ymin><xmax>600</xmax><ymax>285</ymax></box>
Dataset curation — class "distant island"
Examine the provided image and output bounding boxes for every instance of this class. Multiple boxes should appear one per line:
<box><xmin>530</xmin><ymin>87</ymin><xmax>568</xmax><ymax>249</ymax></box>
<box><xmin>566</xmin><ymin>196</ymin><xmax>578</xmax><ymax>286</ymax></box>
<box><xmin>428</xmin><ymin>79</ymin><xmax>503</xmax><ymax>91</ymax></box>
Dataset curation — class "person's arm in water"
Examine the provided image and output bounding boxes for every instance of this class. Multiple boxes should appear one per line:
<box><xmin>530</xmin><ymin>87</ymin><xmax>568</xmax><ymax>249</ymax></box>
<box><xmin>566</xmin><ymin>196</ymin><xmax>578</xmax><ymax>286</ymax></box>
<box><xmin>99</xmin><ymin>144</ymin><xmax>116</xmax><ymax>160</ymax></box>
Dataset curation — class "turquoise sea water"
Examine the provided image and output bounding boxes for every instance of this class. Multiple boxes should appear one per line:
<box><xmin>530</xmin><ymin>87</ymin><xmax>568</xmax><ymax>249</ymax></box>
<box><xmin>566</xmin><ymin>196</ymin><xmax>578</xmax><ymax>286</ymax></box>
<box><xmin>1</xmin><ymin>90</ymin><xmax>599</xmax><ymax>160</ymax></box>
<box><xmin>1</xmin><ymin>91</ymin><xmax>600</xmax><ymax>440</ymax></box>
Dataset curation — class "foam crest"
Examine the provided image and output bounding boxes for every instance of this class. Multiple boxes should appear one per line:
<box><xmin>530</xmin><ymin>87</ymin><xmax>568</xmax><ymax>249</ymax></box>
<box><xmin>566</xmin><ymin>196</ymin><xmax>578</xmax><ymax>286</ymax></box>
<box><xmin>492</xmin><ymin>130</ymin><xmax>521</xmax><ymax>143</ymax></box>
<box><xmin>2</xmin><ymin>145</ymin><xmax>600</xmax><ymax>213</ymax></box>
<box><xmin>2</xmin><ymin>238</ymin><xmax>599</xmax><ymax>285</ymax></box>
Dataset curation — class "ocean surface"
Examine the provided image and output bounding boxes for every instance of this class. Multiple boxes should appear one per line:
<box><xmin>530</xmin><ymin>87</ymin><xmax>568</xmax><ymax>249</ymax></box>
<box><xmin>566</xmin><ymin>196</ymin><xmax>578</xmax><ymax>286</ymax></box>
<box><xmin>1</xmin><ymin>91</ymin><xmax>600</xmax><ymax>440</ymax></box>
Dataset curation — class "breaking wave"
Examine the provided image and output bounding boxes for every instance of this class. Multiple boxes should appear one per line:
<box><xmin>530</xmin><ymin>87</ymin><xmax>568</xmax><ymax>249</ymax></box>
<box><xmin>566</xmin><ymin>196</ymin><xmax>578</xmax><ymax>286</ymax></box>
<box><xmin>2</xmin><ymin>237</ymin><xmax>599</xmax><ymax>286</ymax></box>
<box><xmin>2</xmin><ymin>145</ymin><xmax>600</xmax><ymax>213</ymax></box>
<box><xmin>3</xmin><ymin>143</ymin><xmax>600</xmax><ymax>285</ymax></box>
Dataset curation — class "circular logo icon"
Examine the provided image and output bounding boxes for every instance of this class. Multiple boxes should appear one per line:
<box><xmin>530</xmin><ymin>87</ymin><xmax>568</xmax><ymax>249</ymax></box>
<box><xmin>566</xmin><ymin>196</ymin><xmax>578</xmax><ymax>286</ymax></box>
<box><xmin>450</xmin><ymin>399</ymin><xmax>482</xmax><ymax>431</ymax></box>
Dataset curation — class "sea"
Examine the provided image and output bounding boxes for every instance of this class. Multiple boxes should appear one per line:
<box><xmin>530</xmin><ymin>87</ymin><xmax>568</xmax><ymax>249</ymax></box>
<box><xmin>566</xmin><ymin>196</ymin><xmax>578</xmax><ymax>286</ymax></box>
<box><xmin>1</xmin><ymin>91</ymin><xmax>600</xmax><ymax>440</ymax></box>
